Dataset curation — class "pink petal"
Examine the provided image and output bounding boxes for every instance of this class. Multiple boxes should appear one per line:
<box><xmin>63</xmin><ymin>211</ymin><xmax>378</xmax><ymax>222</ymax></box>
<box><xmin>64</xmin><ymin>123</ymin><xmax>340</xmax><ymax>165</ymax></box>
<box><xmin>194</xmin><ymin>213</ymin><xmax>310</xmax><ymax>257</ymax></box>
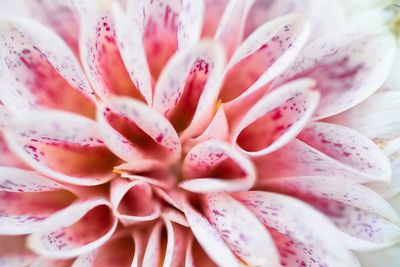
<box><xmin>153</xmin><ymin>40</ymin><xmax>225</xmax><ymax>135</ymax></box>
<box><xmin>204</xmin><ymin>193</ymin><xmax>280</xmax><ymax>266</ymax></box>
<box><xmin>30</xmin><ymin>258</ymin><xmax>74</xmax><ymax>267</ymax></box>
<box><xmin>97</xmin><ymin>97</ymin><xmax>181</xmax><ymax>163</ymax></box>
<box><xmin>110</xmin><ymin>178</ymin><xmax>160</xmax><ymax>225</ymax></box>
<box><xmin>185</xmin><ymin>235</ymin><xmax>217</xmax><ymax>267</ymax></box>
<box><xmin>275</xmin><ymin>30</ymin><xmax>396</xmax><ymax>119</ymax></box>
<box><xmin>231</xmin><ymin>79</ymin><xmax>319</xmax><ymax>156</ymax></box>
<box><xmin>28</xmin><ymin>198</ymin><xmax>118</xmax><ymax>259</ymax></box>
<box><xmin>201</xmin><ymin>0</ymin><xmax>229</xmax><ymax>37</ymax></box>
<box><xmin>0</xmin><ymin>235</ymin><xmax>36</xmax><ymax>266</ymax></box>
<box><xmin>0</xmin><ymin>17</ymin><xmax>97</xmax><ymax>117</ymax></box>
<box><xmin>77</xmin><ymin>0</ymin><xmax>145</xmax><ymax>101</ymax></box>
<box><xmin>262</xmin><ymin>176</ymin><xmax>400</xmax><ymax>251</ymax></box>
<box><xmin>4</xmin><ymin>111</ymin><xmax>118</xmax><ymax>186</ymax></box>
<box><xmin>220</xmin><ymin>14</ymin><xmax>311</xmax><ymax>104</ymax></box>
<box><xmin>180</xmin><ymin>140</ymin><xmax>256</xmax><ymax>193</ymax></box>
<box><xmin>236</xmin><ymin>191</ymin><xmax>355</xmax><ymax>267</ymax></box>
<box><xmin>181</xmin><ymin>200</ymin><xmax>242</xmax><ymax>267</ymax></box>
<box><xmin>0</xmin><ymin>167</ymin><xmax>76</xmax><ymax>234</ymax></box>
<box><xmin>177</xmin><ymin>0</ymin><xmax>204</xmax><ymax>50</ymax></box>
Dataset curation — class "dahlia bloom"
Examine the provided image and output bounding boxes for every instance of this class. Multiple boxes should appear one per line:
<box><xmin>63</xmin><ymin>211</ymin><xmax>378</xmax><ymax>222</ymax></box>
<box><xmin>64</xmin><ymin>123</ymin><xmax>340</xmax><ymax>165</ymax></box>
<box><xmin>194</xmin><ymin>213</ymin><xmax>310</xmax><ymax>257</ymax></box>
<box><xmin>0</xmin><ymin>0</ymin><xmax>399</xmax><ymax>266</ymax></box>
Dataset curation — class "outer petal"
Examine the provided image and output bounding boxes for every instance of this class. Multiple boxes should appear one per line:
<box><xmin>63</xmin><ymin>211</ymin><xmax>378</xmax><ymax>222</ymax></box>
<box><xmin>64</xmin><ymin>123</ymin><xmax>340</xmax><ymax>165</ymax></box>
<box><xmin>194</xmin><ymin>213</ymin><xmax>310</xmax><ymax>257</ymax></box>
<box><xmin>153</xmin><ymin>40</ymin><xmax>225</xmax><ymax>136</ymax></box>
<box><xmin>0</xmin><ymin>16</ymin><xmax>96</xmax><ymax>118</ymax></box>
<box><xmin>97</xmin><ymin>97</ymin><xmax>181</xmax><ymax>163</ymax></box>
<box><xmin>204</xmin><ymin>193</ymin><xmax>280</xmax><ymax>266</ymax></box>
<box><xmin>262</xmin><ymin>176</ymin><xmax>400</xmax><ymax>251</ymax></box>
<box><xmin>236</xmin><ymin>191</ymin><xmax>355</xmax><ymax>267</ymax></box>
<box><xmin>27</xmin><ymin>198</ymin><xmax>118</xmax><ymax>259</ymax></box>
<box><xmin>0</xmin><ymin>167</ymin><xmax>76</xmax><ymax>235</ymax></box>
<box><xmin>110</xmin><ymin>178</ymin><xmax>160</xmax><ymax>225</ymax></box>
<box><xmin>275</xmin><ymin>30</ymin><xmax>396</xmax><ymax>119</ymax></box>
<box><xmin>231</xmin><ymin>79</ymin><xmax>319</xmax><ymax>156</ymax></box>
<box><xmin>0</xmin><ymin>235</ymin><xmax>36</xmax><ymax>266</ymax></box>
<box><xmin>4</xmin><ymin>111</ymin><xmax>118</xmax><ymax>186</ymax></box>
<box><xmin>181</xmin><ymin>140</ymin><xmax>256</xmax><ymax>193</ymax></box>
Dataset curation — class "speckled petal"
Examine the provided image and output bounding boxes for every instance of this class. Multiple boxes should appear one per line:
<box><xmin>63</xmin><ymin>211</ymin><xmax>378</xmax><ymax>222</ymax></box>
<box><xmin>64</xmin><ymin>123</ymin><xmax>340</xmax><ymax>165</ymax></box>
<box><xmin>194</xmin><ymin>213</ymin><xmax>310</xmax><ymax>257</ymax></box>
<box><xmin>204</xmin><ymin>193</ymin><xmax>280</xmax><ymax>266</ymax></box>
<box><xmin>181</xmin><ymin>140</ymin><xmax>256</xmax><ymax>193</ymax></box>
<box><xmin>4</xmin><ymin>111</ymin><xmax>118</xmax><ymax>186</ymax></box>
<box><xmin>27</xmin><ymin>198</ymin><xmax>118</xmax><ymax>259</ymax></box>
<box><xmin>97</xmin><ymin>97</ymin><xmax>181</xmax><ymax>163</ymax></box>
<box><xmin>236</xmin><ymin>191</ymin><xmax>355</xmax><ymax>267</ymax></box>
<box><xmin>30</xmin><ymin>258</ymin><xmax>74</xmax><ymax>267</ymax></box>
<box><xmin>0</xmin><ymin>16</ymin><xmax>97</xmax><ymax>117</ymax></box>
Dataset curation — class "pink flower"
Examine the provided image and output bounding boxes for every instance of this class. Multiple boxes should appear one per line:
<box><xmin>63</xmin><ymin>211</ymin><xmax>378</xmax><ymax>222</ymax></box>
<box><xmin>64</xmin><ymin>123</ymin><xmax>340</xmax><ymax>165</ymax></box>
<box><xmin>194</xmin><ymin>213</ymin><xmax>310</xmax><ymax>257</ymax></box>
<box><xmin>0</xmin><ymin>0</ymin><xmax>399</xmax><ymax>266</ymax></box>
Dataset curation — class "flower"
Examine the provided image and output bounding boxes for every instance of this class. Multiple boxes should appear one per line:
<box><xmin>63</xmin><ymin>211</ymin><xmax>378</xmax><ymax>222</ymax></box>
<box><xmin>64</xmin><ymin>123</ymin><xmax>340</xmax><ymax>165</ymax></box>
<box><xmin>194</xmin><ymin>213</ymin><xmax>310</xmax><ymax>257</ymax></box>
<box><xmin>0</xmin><ymin>0</ymin><xmax>399</xmax><ymax>266</ymax></box>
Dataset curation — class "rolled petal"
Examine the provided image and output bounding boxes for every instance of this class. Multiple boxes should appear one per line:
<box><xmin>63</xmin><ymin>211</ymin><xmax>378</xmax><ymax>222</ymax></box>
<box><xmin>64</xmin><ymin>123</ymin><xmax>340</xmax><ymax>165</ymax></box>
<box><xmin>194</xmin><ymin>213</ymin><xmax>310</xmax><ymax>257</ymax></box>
<box><xmin>153</xmin><ymin>40</ymin><xmax>225</xmax><ymax>135</ymax></box>
<box><xmin>231</xmin><ymin>79</ymin><xmax>319</xmax><ymax>156</ymax></box>
<box><xmin>30</xmin><ymin>258</ymin><xmax>74</xmax><ymax>267</ymax></box>
<box><xmin>220</xmin><ymin>14</ymin><xmax>311</xmax><ymax>103</ymax></box>
<box><xmin>0</xmin><ymin>16</ymin><xmax>96</xmax><ymax>117</ymax></box>
<box><xmin>204</xmin><ymin>193</ymin><xmax>280</xmax><ymax>266</ymax></box>
<box><xmin>4</xmin><ymin>111</ymin><xmax>118</xmax><ymax>186</ymax></box>
<box><xmin>181</xmin><ymin>140</ymin><xmax>256</xmax><ymax>193</ymax></box>
<box><xmin>0</xmin><ymin>235</ymin><xmax>36</xmax><ymax>266</ymax></box>
<box><xmin>97</xmin><ymin>97</ymin><xmax>181</xmax><ymax>163</ymax></box>
<box><xmin>275</xmin><ymin>30</ymin><xmax>396</xmax><ymax>119</ymax></box>
<box><xmin>0</xmin><ymin>167</ymin><xmax>76</xmax><ymax>235</ymax></box>
<box><xmin>181</xmin><ymin>201</ymin><xmax>242</xmax><ymax>267</ymax></box>
<box><xmin>236</xmin><ymin>191</ymin><xmax>355</xmax><ymax>267</ymax></box>
<box><xmin>110</xmin><ymin>178</ymin><xmax>160</xmax><ymax>225</ymax></box>
<box><xmin>77</xmin><ymin>0</ymin><xmax>144</xmax><ymax>101</ymax></box>
<box><xmin>28</xmin><ymin>198</ymin><xmax>118</xmax><ymax>259</ymax></box>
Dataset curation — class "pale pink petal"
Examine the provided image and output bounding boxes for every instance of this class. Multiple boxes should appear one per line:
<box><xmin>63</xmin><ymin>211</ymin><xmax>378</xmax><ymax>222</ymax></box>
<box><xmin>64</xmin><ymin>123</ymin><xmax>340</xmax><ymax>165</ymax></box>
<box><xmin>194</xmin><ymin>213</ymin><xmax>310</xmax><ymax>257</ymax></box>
<box><xmin>162</xmin><ymin>208</ymin><xmax>189</xmax><ymax>227</ymax></box>
<box><xmin>27</xmin><ymin>198</ymin><xmax>118</xmax><ymax>259</ymax></box>
<box><xmin>204</xmin><ymin>193</ymin><xmax>280</xmax><ymax>266</ymax></box>
<box><xmin>244</xmin><ymin>0</ymin><xmax>346</xmax><ymax>40</ymax></box>
<box><xmin>298</xmin><ymin>122</ymin><xmax>391</xmax><ymax>182</ymax></box>
<box><xmin>263</xmin><ymin>176</ymin><xmax>400</xmax><ymax>250</ymax></box>
<box><xmin>201</xmin><ymin>0</ymin><xmax>229</xmax><ymax>37</ymax></box>
<box><xmin>30</xmin><ymin>258</ymin><xmax>74</xmax><ymax>267</ymax></box>
<box><xmin>72</xmin><ymin>232</ymin><xmax>142</xmax><ymax>267</ymax></box>
<box><xmin>110</xmin><ymin>178</ymin><xmax>161</xmax><ymax>225</ymax></box>
<box><xmin>329</xmin><ymin>91</ymin><xmax>400</xmax><ymax>141</ymax></box>
<box><xmin>177</xmin><ymin>0</ymin><xmax>204</xmax><ymax>50</ymax></box>
<box><xmin>0</xmin><ymin>167</ymin><xmax>76</xmax><ymax>234</ymax></box>
<box><xmin>142</xmin><ymin>221</ymin><xmax>163</xmax><ymax>267</ymax></box>
<box><xmin>153</xmin><ymin>188</ymin><xmax>184</xmax><ymax>212</ymax></box>
<box><xmin>275</xmin><ymin>30</ymin><xmax>396</xmax><ymax>119</ymax></box>
<box><xmin>153</xmin><ymin>40</ymin><xmax>225</xmax><ymax>135</ymax></box>
<box><xmin>4</xmin><ymin>111</ymin><xmax>118</xmax><ymax>186</ymax></box>
<box><xmin>77</xmin><ymin>0</ymin><xmax>144</xmax><ymax>101</ymax></box>
<box><xmin>0</xmin><ymin>133</ymin><xmax>29</xmax><ymax>169</ymax></box>
<box><xmin>97</xmin><ymin>97</ymin><xmax>181</xmax><ymax>163</ymax></box>
<box><xmin>181</xmin><ymin>140</ymin><xmax>256</xmax><ymax>193</ymax></box>
<box><xmin>0</xmin><ymin>16</ymin><xmax>97</xmax><ymax>117</ymax></box>
<box><xmin>220</xmin><ymin>14</ymin><xmax>311</xmax><ymax>104</ymax></box>
<box><xmin>185</xmin><ymin>235</ymin><xmax>217</xmax><ymax>267</ymax></box>
<box><xmin>0</xmin><ymin>235</ymin><xmax>36</xmax><ymax>266</ymax></box>
<box><xmin>231</xmin><ymin>79</ymin><xmax>319</xmax><ymax>156</ymax></box>
<box><xmin>181</xmin><ymin>200</ymin><xmax>242</xmax><ymax>267</ymax></box>
<box><xmin>236</xmin><ymin>191</ymin><xmax>355</xmax><ymax>267</ymax></box>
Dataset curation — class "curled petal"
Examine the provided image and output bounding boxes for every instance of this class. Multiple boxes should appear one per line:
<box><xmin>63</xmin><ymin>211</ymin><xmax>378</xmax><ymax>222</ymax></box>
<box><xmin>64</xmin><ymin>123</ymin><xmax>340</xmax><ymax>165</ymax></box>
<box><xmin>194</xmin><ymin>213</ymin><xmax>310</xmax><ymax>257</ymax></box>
<box><xmin>231</xmin><ymin>79</ymin><xmax>319</xmax><ymax>156</ymax></box>
<box><xmin>204</xmin><ymin>193</ymin><xmax>280</xmax><ymax>266</ymax></box>
<box><xmin>153</xmin><ymin>40</ymin><xmax>225</xmax><ymax>136</ymax></box>
<box><xmin>30</xmin><ymin>258</ymin><xmax>74</xmax><ymax>267</ymax></box>
<box><xmin>110</xmin><ymin>178</ymin><xmax>160</xmax><ymax>225</ymax></box>
<box><xmin>275</xmin><ymin>30</ymin><xmax>396</xmax><ymax>119</ymax></box>
<box><xmin>0</xmin><ymin>16</ymin><xmax>96</xmax><ymax>117</ymax></box>
<box><xmin>28</xmin><ymin>198</ymin><xmax>118</xmax><ymax>259</ymax></box>
<box><xmin>181</xmin><ymin>140</ymin><xmax>256</xmax><ymax>193</ymax></box>
<box><xmin>236</xmin><ymin>191</ymin><xmax>355</xmax><ymax>267</ymax></box>
<box><xmin>97</xmin><ymin>97</ymin><xmax>181</xmax><ymax>163</ymax></box>
<box><xmin>0</xmin><ymin>235</ymin><xmax>36</xmax><ymax>266</ymax></box>
<box><xmin>0</xmin><ymin>167</ymin><xmax>76</xmax><ymax>234</ymax></box>
<box><xmin>4</xmin><ymin>111</ymin><xmax>118</xmax><ymax>186</ymax></box>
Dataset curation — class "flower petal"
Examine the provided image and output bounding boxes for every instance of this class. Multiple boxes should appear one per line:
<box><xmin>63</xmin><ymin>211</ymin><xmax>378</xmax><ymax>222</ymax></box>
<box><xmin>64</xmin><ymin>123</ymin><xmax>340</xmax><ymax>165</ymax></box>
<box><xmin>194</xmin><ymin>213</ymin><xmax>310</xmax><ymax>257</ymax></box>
<box><xmin>275</xmin><ymin>30</ymin><xmax>396</xmax><ymax>119</ymax></box>
<box><xmin>110</xmin><ymin>178</ymin><xmax>160</xmax><ymax>225</ymax></box>
<box><xmin>184</xmin><ymin>235</ymin><xmax>217</xmax><ymax>267</ymax></box>
<box><xmin>204</xmin><ymin>193</ymin><xmax>280</xmax><ymax>266</ymax></box>
<box><xmin>4</xmin><ymin>111</ymin><xmax>118</xmax><ymax>186</ymax></box>
<box><xmin>30</xmin><ymin>258</ymin><xmax>74</xmax><ymax>267</ymax></box>
<box><xmin>97</xmin><ymin>97</ymin><xmax>181</xmax><ymax>163</ymax></box>
<box><xmin>181</xmin><ymin>140</ymin><xmax>256</xmax><ymax>193</ymax></box>
<box><xmin>220</xmin><ymin>13</ymin><xmax>311</xmax><ymax>103</ymax></box>
<box><xmin>28</xmin><ymin>198</ymin><xmax>118</xmax><ymax>259</ymax></box>
<box><xmin>153</xmin><ymin>40</ymin><xmax>225</xmax><ymax>135</ymax></box>
<box><xmin>262</xmin><ymin>176</ymin><xmax>400</xmax><ymax>251</ymax></box>
<box><xmin>231</xmin><ymin>78</ymin><xmax>319</xmax><ymax>156</ymax></box>
<box><xmin>0</xmin><ymin>235</ymin><xmax>36</xmax><ymax>266</ymax></box>
<box><xmin>236</xmin><ymin>191</ymin><xmax>355</xmax><ymax>267</ymax></box>
<box><xmin>0</xmin><ymin>167</ymin><xmax>76</xmax><ymax>235</ymax></box>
